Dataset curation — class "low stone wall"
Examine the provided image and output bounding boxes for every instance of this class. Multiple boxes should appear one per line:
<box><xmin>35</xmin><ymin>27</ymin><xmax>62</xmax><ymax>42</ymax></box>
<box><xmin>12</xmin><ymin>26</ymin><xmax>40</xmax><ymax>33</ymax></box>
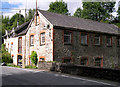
<box><xmin>38</xmin><ymin>62</ymin><xmax>53</xmax><ymax>70</ymax></box>
<box><xmin>38</xmin><ymin>62</ymin><xmax>120</xmax><ymax>82</ymax></box>
<box><xmin>60</xmin><ymin>64</ymin><xmax>120</xmax><ymax>82</ymax></box>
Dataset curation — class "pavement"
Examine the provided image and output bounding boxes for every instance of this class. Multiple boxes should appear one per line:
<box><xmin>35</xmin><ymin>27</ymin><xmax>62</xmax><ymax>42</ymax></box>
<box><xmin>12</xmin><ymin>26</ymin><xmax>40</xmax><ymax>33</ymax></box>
<box><xmin>1</xmin><ymin>66</ymin><xmax>120</xmax><ymax>86</ymax></box>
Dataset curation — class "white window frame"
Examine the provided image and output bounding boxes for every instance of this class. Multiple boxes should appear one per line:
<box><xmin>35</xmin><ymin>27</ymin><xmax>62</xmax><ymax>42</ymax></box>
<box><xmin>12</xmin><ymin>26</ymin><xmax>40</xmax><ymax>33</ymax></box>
<box><xmin>40</xmin><ymin>32</ymin><xmax>45</xmax><ymax>45</ymax></box>
<box><xmin>30</xmin><ymin>35</ymin><xmax>34</xmax><ymax>46</ymax></box>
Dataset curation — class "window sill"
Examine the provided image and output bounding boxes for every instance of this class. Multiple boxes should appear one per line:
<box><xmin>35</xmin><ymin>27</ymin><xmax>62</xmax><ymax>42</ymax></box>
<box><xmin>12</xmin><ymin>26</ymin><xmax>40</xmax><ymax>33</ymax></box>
<box><xmin>117</xmin><ymin>45</ymin><xmax>120</xmax><ymax>47</ymax></box>
<box><xmin>64</xmin><ymin>43</ymin><xmax>72</xmax><ymax>45</ymax></box>
<box><xmin>40</xmin><ymin>44</ymin><xmax>45</xmax><ymax>46</ymax></box>
<box><xmin>81</xmin><ymin>44</ymin><xmax>88</xmax><ymax>46</ymax></box>
<box><xmin>94</xmin><ymin>44</ymin><xmax>101</xmax><ymax>47</ymax></box>
<box><xmin>106</xmin><ymin>45</ymin><xmax>112</xmax><ymax>47</ymax></box>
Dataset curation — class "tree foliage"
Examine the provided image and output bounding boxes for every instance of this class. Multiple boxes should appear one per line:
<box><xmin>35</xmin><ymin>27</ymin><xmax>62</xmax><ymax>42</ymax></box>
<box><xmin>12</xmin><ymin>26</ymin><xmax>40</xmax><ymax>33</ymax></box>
<box><xmin>10</xmin><ymin>13</ymin><xmax>25</xmax><ymax>28</ymax></box>
<box><xmin>48</xmin><ymin>0</ymin><xmax>69</xmax><ymax>15</ymax></box>
<box><xmin>74</xmin><ymin>2</ymin><xmax>115</xmax><ymax>23</ymax></box>
<box><xmin>31</xmin><ymin>51</ymin><xmax>38</xmax><ymax>65</ymax></box>
<box><xmin>2</xmin><ymin>13</ymin><xmax>25</xmax><ymax>36</ymax></box>
<box><xmin>74</xmin><ymin>8</ymin><xmax>82</xmax><ymax>18</ymax></box>
<box><xmin>26</xmin><ymin>9</ymin><xmax>35</xmax><ymax>21</ymax></box>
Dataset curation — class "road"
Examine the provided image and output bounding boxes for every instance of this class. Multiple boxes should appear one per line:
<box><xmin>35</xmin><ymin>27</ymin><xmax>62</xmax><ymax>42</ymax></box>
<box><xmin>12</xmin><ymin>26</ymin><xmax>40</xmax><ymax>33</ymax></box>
<box><xmin>1</xmin><ymin>66</ymin><xmax>120</xmax><ymax>86</ymax></box>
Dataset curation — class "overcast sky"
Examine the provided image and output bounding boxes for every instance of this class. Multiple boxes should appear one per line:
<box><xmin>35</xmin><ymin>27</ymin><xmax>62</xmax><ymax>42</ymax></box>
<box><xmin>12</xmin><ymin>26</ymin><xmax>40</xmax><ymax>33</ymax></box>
<box><xmin>1</xmin><ymin>0</ymin><xmax>120</xmax><ymax>18</ymax></box>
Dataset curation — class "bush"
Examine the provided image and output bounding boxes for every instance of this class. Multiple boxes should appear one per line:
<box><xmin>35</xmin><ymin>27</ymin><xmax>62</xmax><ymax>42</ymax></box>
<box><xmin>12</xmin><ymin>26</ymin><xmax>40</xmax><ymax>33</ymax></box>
<box><xmin>31</xmin><ymin>51</ymin><xmax>38</xmax><ymax>65</ymax></box>
<box><xmin>1</xmin><ymin>44</ymin><xmax>13</xmax><ymax>63</ymax></box>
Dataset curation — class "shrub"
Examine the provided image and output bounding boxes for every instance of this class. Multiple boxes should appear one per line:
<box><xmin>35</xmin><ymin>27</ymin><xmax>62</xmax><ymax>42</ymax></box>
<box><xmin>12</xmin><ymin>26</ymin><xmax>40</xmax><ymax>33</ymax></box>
<box><xmin>1</xmin><ymin>44</ymin><xmax>13</xmax><ymax>63</ymax></box>
<box><xmin>31</xmin><ymin>51</ymin><xmax>38</xmax><ymax>65</ymax></box>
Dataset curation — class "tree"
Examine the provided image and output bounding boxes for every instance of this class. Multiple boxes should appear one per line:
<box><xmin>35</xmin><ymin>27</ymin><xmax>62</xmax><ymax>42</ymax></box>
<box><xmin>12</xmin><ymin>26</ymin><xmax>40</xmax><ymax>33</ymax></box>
<box><xmin>74</xmin><ymin>8</ymin><xmax>82</xmax><ymax>18</ymax></box>
<box><xmin>10</xmin><ymin>13</ymin><xmax>25</xmax><ymax>28</ymax></box>
<box><xmin>48</xmin><ymin>0</ymin><xmax>69</xmax><ymax>15</ymax></box>
<box><xmin>31</xmin><ymin>51</ymin><xmax>38</xmax><ymax>66</ymax></box>
<box><xmin>27</xmin><ymin>9</ymin><xmax>35</xmax><ymax>21</ymax></box>
<box><xmin>76</xmin><ymin>2</ymin><xmax>115</xmax><ymax>22</ymax></box>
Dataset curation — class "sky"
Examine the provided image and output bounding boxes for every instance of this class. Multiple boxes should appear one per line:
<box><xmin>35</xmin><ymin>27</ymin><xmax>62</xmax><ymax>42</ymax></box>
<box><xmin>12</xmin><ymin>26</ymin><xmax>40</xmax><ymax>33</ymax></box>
<box><xmin>1</xmin><ymin>0</ymin><xmax>120</xmax><ymax>18</ymax></box>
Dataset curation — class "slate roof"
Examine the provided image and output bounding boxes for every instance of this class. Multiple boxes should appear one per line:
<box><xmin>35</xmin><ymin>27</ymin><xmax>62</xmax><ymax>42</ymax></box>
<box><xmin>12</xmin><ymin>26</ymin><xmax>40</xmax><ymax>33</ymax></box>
<box><xmin>15</xmin><ymin>21</ymin><xmax>30</xmax><ymax>36</ymax></box>
<box><xmin>39</xmin><ymin>10</ymin><xmax>120</xmax><ymax>35</ymax></box>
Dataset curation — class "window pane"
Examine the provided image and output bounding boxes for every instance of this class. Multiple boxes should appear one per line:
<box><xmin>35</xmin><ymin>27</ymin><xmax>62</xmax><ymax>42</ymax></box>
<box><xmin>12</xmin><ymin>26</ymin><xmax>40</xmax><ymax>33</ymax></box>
<box><xmin>41</xmin><ymin>33</ymin><xmax>45</xmax><ymax>45</ymax></box>
<box><xmin>64</xmin><ymin>32</ymin><xmax>71</xmax><ymax>44</ymax></box>
<box><xmin>94</xmin><ymin>35</ymin><xmax>100</xmax><ymax>45</ymax></box>
<box><xmin>106</xmin><ymin>36</ymin><xmax>111</xmax><ymax>46</ymax></box>
<box><xmin>40</xmin><ymin>58</ymin><xmax>45</xmax><ymax>61</ymax></box>
<box><xmin>81</xmin><ymin>58</ymin><xmax>88</xmax><ymax>65</ymax></box>
<box><xmin>95</xmin><ymin>58</ymin><xmax>101</xmax><ymax>67</ymax></box>
<box><xmin>117</xmin><ymin>38</ymin><xmax>120</xmax><ymax>46</ymax></box>
<box><xmin>81</xmin><ymin>33</ymin><xmax>87</xmax><ymax>44</ymax></box>
<box><xmin>30</xmin><ymin>35</ymin><xmax>34</xmax><ymax>45</ymax></box>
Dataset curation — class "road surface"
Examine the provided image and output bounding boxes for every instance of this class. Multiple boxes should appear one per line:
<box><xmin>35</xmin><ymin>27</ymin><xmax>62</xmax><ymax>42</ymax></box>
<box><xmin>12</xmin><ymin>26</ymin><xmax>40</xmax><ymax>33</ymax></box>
<box><xmin>1</xmin><ymin>66</ymin><xmax>120</xmax><ymax>86</ymax></box>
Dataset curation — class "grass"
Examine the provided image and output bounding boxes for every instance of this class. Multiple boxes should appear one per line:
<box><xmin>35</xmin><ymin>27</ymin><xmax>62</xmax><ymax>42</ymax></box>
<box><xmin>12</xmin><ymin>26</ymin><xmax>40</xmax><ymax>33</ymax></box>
<box><xmin>25</xmin><ymin>65</ymin><xmax>38</xmax><ymax>69</ymax></box>
<box><xmin>7</xmin><ymin>63</ymin><xmax>21</xmax><ymax>68</ymax></box>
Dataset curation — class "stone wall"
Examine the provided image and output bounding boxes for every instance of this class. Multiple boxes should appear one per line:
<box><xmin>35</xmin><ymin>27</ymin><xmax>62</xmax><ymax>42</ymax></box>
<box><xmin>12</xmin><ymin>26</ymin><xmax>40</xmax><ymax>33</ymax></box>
<box><xmin>59</xmin><ymin>64</ymin><xmax>120</xmax><ymax>82</ymax></box>
<box><xmin>38</xmin><ymin>62</ymin><xmax>53</xmax><ymax>70</ymax></box>
<box><xmin>53</xmin><ymin>28</ymin><xmax>120</xmax><ymax>68</ymax></box>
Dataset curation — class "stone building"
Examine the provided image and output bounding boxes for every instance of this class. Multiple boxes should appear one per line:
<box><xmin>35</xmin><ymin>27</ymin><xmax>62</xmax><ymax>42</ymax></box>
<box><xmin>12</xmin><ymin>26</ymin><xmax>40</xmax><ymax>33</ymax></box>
<box><xmin>3</xmin><ymin>10</ymin><xmax>120</xmax><ymax>68</ymax></box>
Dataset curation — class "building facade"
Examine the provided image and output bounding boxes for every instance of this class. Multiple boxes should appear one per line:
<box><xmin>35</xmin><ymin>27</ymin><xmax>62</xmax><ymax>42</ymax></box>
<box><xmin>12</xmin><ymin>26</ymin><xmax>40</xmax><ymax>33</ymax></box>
<box><xmin>3</xmin><ymin>10</ymin><xmax>120</xmax><ymax>68</ymax></box>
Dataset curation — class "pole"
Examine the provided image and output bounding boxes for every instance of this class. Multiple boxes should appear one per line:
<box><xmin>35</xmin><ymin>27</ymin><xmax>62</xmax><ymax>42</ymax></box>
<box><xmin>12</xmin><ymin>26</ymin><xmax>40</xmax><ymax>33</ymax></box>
<box><xmin>36</xmin><ymin>0</ymin><xmax>37</xmax><ymax>26</ymax></box>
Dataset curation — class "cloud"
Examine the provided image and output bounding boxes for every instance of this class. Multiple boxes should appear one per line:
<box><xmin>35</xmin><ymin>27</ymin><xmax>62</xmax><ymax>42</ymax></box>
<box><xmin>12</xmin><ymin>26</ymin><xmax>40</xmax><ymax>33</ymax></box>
<box><xmin>2</xmin><ymin>0</ymin><xmax>83</xmax><ymax>18</ymax></box>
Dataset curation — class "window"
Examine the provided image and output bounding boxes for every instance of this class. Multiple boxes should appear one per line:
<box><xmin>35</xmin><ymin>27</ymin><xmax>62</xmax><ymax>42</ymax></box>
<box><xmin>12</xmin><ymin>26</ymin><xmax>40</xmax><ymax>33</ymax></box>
<box><xmin>40</xmin><ymin>58</ymin><xmax>45</xmax><ymax>61</ymax></box>
<box><xmin>62</xmin><ymin>57</ymin><xmax>71</xmax><ymax>63</ymax></box>
<box><xmin>30</xmin><ymin>35</ymin><xmax>34</xmax><ymax>46</ymax></box>
<box><xmin>80</xmin><ymin>57</ymin><xmax>88</xmax><ymax>65</ymax></box>
<box><xmin>18</xmin><ymin>37</ymin><xmax>22</xmax><ymax>53</ymax></box>
<box><xmin>94</xmin><ymin>35</ymin><xmax>100</xmax><ymax>45</ymax></box>
<box><xmin>11</xmin><ymin>42</ymin><xmax>13</xmax><ymax>51</ymax></box>
<box><xmin>80</xmin><ymin>33</ymin><xmax>88</xmax><ymax>45</ymax></box>
<box><xmin>39</xmin><ymin>56</ymin><xmax>45</xmax><ymax>61</ymax></box>
<box><xmin>40</xmin><ymin>32</ymin><xmax>45</xmax><ymax>45</ymax></box>
<box><xmin>95</xmin><ymin>57</ymin><xmax>103</xmax><ymax>67</ymax></box>
<box><xmin>117</xmin><ymin>37</ymin><xmax>120</xmax><ymax>46</ymax></box>
<box><xmin>106</xmin><ymin>36</ymin><xmax>112</xmax><ymax>46</ymax></box>
<box><xmin>64</xmin><ymin>31</ymin><xmax>72</xmax><ymax>44</ymax></box>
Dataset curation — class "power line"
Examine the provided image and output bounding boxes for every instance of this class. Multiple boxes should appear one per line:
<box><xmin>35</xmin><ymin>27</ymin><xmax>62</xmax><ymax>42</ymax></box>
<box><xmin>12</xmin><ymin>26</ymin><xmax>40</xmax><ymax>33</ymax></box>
<box><xmin>1</xmin><ymin>8</ymin><xmax>30</xmax><ymax>10</ymax></box>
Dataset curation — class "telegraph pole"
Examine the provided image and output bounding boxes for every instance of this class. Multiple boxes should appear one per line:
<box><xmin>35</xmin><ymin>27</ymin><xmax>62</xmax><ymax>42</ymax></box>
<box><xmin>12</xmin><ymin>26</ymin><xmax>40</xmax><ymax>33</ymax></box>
<box><xmin>36</xmin><ymin>0</ymin><xmax>37</xmax><ymax>26</ymax></box>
